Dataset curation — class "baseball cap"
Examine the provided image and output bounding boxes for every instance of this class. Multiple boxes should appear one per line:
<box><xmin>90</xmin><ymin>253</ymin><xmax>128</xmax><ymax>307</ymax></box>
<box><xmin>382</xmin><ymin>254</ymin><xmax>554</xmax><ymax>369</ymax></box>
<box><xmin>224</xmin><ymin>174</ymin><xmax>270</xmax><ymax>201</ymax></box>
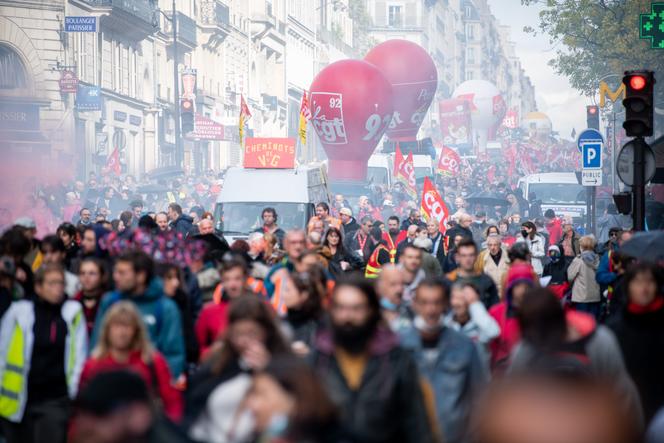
<box><xmin>339</xmin><ymin>207</ymin><xmax>352</xmax><ymax>217</ymax></box>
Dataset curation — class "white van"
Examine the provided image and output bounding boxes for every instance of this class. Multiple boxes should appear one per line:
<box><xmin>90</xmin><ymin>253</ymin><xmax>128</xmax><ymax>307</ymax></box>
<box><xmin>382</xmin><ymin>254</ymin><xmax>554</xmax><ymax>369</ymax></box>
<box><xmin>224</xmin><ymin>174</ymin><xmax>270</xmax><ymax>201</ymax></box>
<box><xmin>367</xmin><ymin>153</ymin><xmax>394</xmax><ymax>189</ymax></box>
<box><xmin>517</xmin><ymin>172</ymin><xmax>587</xmax><ymax>221</ymax></box>
<box><xmin>413</xmin><ymin>154</ymin><xmax>434</xmax><ymax>184</ymax></box>
<box><xmin>214</xmin><ymin>165</ymin><xmax>331</xmax><ymax>243</ymax></box>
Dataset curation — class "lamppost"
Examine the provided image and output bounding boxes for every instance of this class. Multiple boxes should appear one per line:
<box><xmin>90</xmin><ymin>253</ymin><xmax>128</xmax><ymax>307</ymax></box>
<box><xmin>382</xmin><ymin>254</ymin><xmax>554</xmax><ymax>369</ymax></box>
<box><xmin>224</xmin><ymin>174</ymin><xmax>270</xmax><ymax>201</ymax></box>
<box><xmin>158</xmin><ymin>0</ymin><xmax>182</xmax><ymax>169</ymax></box>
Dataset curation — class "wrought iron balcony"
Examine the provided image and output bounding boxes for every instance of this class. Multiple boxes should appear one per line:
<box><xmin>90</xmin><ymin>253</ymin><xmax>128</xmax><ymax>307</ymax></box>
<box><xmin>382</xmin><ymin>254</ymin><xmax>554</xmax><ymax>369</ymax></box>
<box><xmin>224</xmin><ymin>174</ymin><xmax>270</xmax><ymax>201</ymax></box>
<box><xmin>79</xmin><ymin>0</ymin><xmax>158</xmax><ymax>28</ymax></box>
<box><xmin>200</xmin><ymin>0</ymin><xmax>230</xmax><ymax>32</ymax></box>
<box><xmin>163</xmin><ymin>11</ymin><xmax>198</xmax><ymax>50</ymax></box>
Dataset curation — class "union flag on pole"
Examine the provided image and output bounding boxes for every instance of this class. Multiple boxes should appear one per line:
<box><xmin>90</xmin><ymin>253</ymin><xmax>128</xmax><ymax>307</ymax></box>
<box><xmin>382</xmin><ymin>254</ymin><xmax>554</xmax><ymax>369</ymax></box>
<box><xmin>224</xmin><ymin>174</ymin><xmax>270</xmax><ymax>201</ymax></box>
<box><xmin>106</xmin><ymin>146</ymin><xmax>121</xmax><ymax>176</ymax></box>
<box><xmin>394</xmin><ymin>143</ymin><xmax>418</xmax><ymax>198</ymax></box>
<box><xmin>298</xmin><ymin>90</ymin><xmax>311</xmax><ymax>146</ymax></box>
<box><xmin>239</xmin><ymin>94</ymin><xmax>252</xmax><ymax>147</ymax></box>
<box><xmin>436</xmin><ymin>146</ymin><xmax>461</xmax><ymax>177</ymax></box>
<box><xmin>420</xmin><ymin>176</ymin><xmax>450</xmax><ymax>234</ymax></box>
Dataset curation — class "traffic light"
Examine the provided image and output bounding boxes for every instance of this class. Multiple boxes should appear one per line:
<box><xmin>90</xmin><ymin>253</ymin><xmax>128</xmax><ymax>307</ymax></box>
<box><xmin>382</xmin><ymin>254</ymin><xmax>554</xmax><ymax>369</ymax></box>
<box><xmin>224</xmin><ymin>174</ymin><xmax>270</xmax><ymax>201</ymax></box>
<box><xmin>622</xmin><ymin>70</ymin><xmax>655</xmax><ymax>137</ymax></box>
<box><xmin>586</xmin><ymin>105</ymin><xmax>599</xmax><ymax>130</ymax></box>
<box><xmin>180</xmin><ymin>97</ymin><xmax>194</xmax><ymax>134</ymax></box>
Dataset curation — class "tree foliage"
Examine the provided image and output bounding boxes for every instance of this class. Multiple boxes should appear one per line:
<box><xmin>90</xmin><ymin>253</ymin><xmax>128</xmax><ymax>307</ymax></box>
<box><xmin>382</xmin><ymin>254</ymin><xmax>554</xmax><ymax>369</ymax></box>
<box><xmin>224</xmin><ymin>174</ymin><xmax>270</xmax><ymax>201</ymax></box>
<box><xmin>522</xmin><ymin>0</ymin><xmax>664</xmax><ymax>101</ymax></box>
<box><xmin>349</xmin><ymin>0</ymin><xmax>378</xmax><ymax>56</ymax></box>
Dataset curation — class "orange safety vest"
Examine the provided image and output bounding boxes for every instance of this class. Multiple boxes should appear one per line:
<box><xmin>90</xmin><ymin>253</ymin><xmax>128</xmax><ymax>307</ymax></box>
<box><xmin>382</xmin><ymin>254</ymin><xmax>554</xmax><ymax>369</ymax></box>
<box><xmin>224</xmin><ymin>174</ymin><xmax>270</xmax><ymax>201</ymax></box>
<box><xmin>365</xmin><ymin>244</ymin><xmax>391</xmax><ymax>279</ymax></box>
<box><xmin>212</xmin><ymin>277</ymin><xmax>266</xmax><ymax>304</ymax></box>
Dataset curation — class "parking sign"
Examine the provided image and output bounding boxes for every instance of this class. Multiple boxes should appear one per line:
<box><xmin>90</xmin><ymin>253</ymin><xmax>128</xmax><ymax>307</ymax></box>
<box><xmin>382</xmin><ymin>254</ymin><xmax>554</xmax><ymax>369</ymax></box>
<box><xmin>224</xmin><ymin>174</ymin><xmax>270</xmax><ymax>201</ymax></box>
<box><xmin>582</xmin><ymin>142</ymin><xmax>602</xmax><ymax>169</ymax></box>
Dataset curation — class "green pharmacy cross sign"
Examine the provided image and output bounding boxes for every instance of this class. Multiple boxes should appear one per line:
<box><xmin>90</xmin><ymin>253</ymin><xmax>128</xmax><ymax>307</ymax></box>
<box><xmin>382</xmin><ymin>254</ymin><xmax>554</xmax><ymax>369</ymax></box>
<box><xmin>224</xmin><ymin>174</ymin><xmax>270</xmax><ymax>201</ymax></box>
<box><xmin>640</xmin><ymin>2</ymin><xmax>664</xmax><ymax>48</ymax></box>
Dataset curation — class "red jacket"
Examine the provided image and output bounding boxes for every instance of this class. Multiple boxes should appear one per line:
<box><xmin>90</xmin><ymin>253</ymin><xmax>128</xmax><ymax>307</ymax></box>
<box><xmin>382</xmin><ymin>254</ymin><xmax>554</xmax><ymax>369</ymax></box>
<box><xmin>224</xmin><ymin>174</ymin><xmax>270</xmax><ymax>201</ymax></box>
<box><xmin>488</xmin><ymin>302</ymin><xmax>521</xmax><ymax>373</ymax></box>
<box><xmin>79</xmin><ymin>351</ymin><xmax>182</xmax><ymax>422</ymax></box>
<box><xmin>195</xmin><ymin>299</ymin><xmax>230</xmax><ymax>360</ymax></box>
<box><xmin>546</xmin><ymin>218</ymin><xmax>563</xmax><ymax>246</ymax></box>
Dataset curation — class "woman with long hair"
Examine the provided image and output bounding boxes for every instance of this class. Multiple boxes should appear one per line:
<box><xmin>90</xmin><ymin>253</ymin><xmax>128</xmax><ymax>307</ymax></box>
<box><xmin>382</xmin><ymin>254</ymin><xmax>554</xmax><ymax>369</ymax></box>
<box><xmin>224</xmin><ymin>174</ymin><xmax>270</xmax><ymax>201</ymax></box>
<box><xmin>186</xmin><ymin>296</ymin><xmax>291</xmax><ymax>443</ymax></box>
<box><xmin>322</xmin><ymin>227</ymin><xmax>362</xmax><ymax>280</ymax></box>
<box><xmin>246</xmin><ymin>356</ymin><xmax>340</xmax><ymax>442</ymax></box>
<box><xmin>79</xmin><ymin>301</ymin><xmax>182</xmax><ymax>422</ymax></box>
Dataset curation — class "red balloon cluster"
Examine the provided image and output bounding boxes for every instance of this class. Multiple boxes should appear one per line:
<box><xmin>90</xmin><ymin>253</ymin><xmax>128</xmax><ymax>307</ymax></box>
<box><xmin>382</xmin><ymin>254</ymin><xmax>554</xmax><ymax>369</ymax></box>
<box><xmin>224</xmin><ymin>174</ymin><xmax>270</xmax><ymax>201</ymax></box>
<box><xmin>309</xmin><ymin>40</ymin><xmax>437</xmax><ymax>182</ymax></box>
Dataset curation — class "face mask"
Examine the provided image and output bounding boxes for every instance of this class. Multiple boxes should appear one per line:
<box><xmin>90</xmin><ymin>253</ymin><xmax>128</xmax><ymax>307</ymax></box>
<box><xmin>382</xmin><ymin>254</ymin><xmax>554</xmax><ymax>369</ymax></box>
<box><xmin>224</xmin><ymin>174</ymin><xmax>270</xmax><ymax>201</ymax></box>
<box><xmin>549</xmin><ymin>254</ymin><xmax>561</xmax><ymax>263</ymax></box>
<box><xmin>265</xmin><ymin>413</ymin><xmax>289</xmax><ymax>437</ymax></box>
<box><xmin>474</xmin><ymin>220</ymin><xmax>483</xmax><ymax>225</ymax></box>
<box><xmin>521</xmin><ymin>229</ymin><xmax>529</xmax><ymax>238</ymax></box>
<box><xmin>413</xmin><ymin>315</ymin><xmax>444</xmax><ymax>334</ymax></box>
<box><xmin>381</xmin><ymin>298</ymin><xmax>399</xmax><ymax>312</ymax></box>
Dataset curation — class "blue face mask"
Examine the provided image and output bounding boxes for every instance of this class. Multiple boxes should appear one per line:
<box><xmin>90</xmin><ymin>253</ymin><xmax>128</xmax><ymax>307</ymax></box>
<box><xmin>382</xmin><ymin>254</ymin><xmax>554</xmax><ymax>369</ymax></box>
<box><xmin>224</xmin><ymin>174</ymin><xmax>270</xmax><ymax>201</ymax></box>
<box><xmin>265</xmin><ymin>413</ymin><xmax>289</xmax><ymax>437</ymax></box>
<box><xmin>549</xmin><ymin>254</ymin><xmax>561</xmax><ymax>263</ymax></box>
<box><xmin>380</xmin><ymin>298</ymin><xmax>399</xmax><ymax>312</ymax></box>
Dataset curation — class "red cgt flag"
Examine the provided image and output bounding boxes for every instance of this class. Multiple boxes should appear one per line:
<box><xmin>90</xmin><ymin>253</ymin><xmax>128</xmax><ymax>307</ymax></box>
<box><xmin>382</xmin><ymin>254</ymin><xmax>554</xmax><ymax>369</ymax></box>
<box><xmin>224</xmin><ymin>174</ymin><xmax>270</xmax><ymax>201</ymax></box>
<box><xmin>394</xmin><ymin>143</ymin><xmax>418</xmax><ymax>198</ymax></box>
<box><xmin>420</xmin><ymin>177</ymin><xmax>449</xmax><ymax>234</ymax></box>
<box><xmin>106</xmin><ymin>146</ymin><xmax>121</xmax><ymax>176</ymax></box>
<box><xmin>436</xmin><ymin>146</ymin><xmax>461</xmax><ymax>177</ymax></box>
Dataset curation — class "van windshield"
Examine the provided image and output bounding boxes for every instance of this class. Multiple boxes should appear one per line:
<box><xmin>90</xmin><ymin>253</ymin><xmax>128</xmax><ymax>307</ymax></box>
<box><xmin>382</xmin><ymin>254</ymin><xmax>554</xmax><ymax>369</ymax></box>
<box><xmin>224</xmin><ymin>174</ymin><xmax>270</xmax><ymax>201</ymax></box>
<box><xmin>215</xmin><ymin>202</ymin><xmax>308</xmax><ymax>234</ymax></box>
<box><xmin>367</xmin><ymin>167</ymin><xmax>388</xmax><ymax>186</ymax></box>
<box><xmin>414</xmin><ymin>167</ymin><xmax>432</xmax><ymax>180</ymax></box>
<box><xmin>529</xmin><ymin>183</ymin><xmax>586</xmax><ymax>204</ymax></box>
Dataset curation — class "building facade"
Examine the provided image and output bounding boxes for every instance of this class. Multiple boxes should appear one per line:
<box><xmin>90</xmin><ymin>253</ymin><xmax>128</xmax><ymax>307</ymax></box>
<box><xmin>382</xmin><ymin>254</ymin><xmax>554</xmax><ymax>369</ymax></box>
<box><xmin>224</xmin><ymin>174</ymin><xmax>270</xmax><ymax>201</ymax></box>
<box><xmin>0</xmin><ymin>0</ymin><xmax>534</xmax><ymax>179</ymax></box>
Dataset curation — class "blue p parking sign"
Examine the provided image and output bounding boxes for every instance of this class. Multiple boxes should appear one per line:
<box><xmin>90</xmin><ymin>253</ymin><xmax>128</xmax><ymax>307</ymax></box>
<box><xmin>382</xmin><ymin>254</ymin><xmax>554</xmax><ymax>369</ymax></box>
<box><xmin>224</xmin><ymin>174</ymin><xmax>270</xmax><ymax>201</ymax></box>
<box><xmin>582</xmin><ymin>142</ymin><xmax>602</xmax><ymax>169</ymax></box>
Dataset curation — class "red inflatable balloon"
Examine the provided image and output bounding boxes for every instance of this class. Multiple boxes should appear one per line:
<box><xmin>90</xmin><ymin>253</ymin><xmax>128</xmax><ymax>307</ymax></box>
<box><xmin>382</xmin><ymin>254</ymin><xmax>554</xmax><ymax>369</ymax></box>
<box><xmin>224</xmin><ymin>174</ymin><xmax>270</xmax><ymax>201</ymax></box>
<box><xmin>364</xmin><ymin>40</ymin><xmax>437</xmax><ymax>142</ymax></box>
<box><xmin>309</xmin><ymin>60</ymin><xmax>393</xmax><ymax>182</ymax></box>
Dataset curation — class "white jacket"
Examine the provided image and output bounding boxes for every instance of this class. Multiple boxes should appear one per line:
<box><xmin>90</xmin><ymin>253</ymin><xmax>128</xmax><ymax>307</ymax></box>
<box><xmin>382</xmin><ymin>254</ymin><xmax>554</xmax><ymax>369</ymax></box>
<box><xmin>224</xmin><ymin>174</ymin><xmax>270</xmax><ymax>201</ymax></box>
<box><xmin>516</xmin><ymin>234</ymin><xmax>546</xmax><ymax>275</ymax></box>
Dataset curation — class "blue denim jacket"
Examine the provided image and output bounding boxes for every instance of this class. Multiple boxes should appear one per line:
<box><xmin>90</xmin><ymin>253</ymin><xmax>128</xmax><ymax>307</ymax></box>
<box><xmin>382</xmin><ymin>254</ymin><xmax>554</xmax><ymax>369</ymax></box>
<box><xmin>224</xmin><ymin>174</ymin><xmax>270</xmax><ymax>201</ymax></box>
<box><xmin>400</xmin><ymin>326</ymin><xmax>487</xmax><ymax>443</ymax></box>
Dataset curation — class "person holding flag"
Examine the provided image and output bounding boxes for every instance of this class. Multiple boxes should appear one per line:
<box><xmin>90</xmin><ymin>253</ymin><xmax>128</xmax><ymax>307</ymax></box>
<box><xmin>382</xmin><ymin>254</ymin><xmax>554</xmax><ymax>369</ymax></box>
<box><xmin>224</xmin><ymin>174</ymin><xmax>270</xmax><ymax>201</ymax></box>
<box><xmin>239</xmin><ymin>94</ymin><xmax>252</xmax><ymax>147</ymax></box>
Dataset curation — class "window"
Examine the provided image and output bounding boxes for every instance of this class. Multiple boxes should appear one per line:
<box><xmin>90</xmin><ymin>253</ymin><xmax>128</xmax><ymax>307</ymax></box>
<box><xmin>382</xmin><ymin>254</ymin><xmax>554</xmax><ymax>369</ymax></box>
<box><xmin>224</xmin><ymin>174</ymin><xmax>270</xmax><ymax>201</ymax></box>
<box><xmin>388</xmin><ymin>5</ymin><xmax>402</xmax><ymax>27</ymax></box>
<box><xmin>466</xmin><ymin>71</ymin><xmax>474</xmax><ymax>80</ymax></box>
<box><xmin>466</xmin><ymin>23</ymin><xmax>475</xmax><ymax>40</ymax></box>
<box><xmin>466</xmin><ymin>48</ymin><xmax>475</xmax><ymax>64</ymax></box>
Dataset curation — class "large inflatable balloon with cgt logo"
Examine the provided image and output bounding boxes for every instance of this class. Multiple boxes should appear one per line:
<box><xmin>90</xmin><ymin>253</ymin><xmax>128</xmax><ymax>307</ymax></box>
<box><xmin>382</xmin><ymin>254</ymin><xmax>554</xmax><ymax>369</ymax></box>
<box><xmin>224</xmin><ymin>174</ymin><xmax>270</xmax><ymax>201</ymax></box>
<box><xmin>364</xmin><ymin>39</ymin><xmax>437</xmax><ymax>142</ymax></box>
<box><xmin>309</xmin><ymin>59</ymin><xmax>394</xmax><ymax>182</ymax></box>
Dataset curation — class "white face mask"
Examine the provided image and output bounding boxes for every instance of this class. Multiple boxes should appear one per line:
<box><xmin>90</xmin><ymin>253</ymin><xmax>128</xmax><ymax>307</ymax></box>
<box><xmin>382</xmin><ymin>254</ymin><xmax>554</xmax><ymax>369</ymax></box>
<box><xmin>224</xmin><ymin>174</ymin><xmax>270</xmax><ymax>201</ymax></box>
<box><xmin>413</xmin><ymin>315</ymin><xmax>445</xmax><ymax>334</ymax></box>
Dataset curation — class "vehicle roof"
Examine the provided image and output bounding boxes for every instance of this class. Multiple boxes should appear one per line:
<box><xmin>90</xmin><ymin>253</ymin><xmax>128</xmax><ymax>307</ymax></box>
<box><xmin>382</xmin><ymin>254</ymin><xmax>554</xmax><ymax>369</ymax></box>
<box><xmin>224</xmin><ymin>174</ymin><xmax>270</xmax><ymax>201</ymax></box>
<box><xmin>518</xmin><ymin>172</ymin><xmax>580</xmax><ymax>184</ymax></box>
<box><xmin>218</xmin><ymin>166</ymin><xmax>323</xmax><ymax>203</ymax></box>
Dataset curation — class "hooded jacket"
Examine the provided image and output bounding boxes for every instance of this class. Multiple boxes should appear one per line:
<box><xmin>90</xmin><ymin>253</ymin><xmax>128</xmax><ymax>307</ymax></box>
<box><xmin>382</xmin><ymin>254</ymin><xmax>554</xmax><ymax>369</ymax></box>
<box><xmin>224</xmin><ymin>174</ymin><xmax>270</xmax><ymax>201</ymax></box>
<box><xmin>172</xmin><ymin>214</ymin><xmax>195</xmax><ymax>237</ymax></box>
<box><xmin>567</xmin><ymin>251</ymin><xmax>601</xmax><ymax>303</ymax></box>
<box><xmin>91</xmin><ymin>278</ymin><xmax>186</xmax><ymax>378</ymax></box>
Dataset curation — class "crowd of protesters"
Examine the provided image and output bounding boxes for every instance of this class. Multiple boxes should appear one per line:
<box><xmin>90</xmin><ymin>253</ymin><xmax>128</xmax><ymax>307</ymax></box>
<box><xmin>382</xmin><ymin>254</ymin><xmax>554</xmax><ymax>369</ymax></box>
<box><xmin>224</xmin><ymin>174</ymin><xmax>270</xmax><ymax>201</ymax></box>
<box><xmin>0</xmin><ymin>156</ymin><xmax>662</xmax><ymax>443</ymax></box>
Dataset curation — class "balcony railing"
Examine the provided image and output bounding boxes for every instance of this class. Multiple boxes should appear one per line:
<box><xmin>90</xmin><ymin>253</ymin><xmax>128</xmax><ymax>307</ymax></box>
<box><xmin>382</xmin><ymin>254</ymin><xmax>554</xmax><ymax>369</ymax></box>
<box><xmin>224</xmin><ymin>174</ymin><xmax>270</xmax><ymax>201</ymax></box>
<box><xmin>164</xmin><ymin>11</ymin><xmax>197</xmax><ymax>49</ymax></box>
<box><xmin>200</xmin><ymin>0</ymin><xmax>230</xmax><ymax>31</ymax></box>
<box><xmin>80</xmin><ymin>0</ymin><xmax>157</xmax><ymax>26</ymax></box>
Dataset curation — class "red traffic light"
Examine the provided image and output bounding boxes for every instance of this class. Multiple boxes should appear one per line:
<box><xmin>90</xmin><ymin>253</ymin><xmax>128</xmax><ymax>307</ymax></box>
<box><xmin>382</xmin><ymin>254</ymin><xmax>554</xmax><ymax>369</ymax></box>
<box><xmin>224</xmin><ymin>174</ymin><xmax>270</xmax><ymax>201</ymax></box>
<box><xmin>588</xmin><ymin>106</ymin><xmax>597</xmax><ymax>114</ymax></box>
<box><xmin>629</xmin><ymin>75</ymin><xmax>647</xmax><ymax>91</ymax></box>
<box><xmin>181</xmin><ymin>100</ymin><xmax>193</xmax><ymax>110</ymax></box>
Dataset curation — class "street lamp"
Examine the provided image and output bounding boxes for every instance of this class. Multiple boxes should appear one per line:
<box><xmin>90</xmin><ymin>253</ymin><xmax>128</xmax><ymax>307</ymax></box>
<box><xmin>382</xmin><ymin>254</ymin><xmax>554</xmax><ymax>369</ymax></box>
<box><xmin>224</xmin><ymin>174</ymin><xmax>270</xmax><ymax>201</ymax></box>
<box><xmin>157</xmin><ymin>0</ymin><xmax>182</xmax><ymax>169</ymax></box>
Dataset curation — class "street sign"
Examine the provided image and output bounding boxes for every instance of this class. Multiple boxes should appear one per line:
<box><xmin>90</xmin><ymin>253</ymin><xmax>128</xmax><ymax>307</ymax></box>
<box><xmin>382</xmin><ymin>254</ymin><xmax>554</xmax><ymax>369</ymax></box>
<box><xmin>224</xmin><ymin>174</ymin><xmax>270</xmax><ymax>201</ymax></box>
<box><xmin>582</xmin><ymin>142</ymin><xmax>603</xmax><ymax>169</ymax></box>
<box><xmin>75</xmin><ymin>85</ymin><xmax>101</xmax><ymax>111</ymax></box>
<box><xmin>64</xmin><ymin>16</ymin><xmax>97</xmax><ymax>32</ymax></box>
<box><xmin>59</xmin><ymin>70</ymin><xmax>78</xmax><ymax>93</ymax></box>
<box><xmin>577</xmin><ymin>128</ymin><xmax>604</xmax><ymax>152</ymax></box>
<box><xmin>582</xmin><ymin>169</ymin><xmax>602</xmax><ymax>186</ymax></box>
<box><xmin>617</xmin><ymin>140</ymin><xmax>656</xmax><ymax>186</ymax></box>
